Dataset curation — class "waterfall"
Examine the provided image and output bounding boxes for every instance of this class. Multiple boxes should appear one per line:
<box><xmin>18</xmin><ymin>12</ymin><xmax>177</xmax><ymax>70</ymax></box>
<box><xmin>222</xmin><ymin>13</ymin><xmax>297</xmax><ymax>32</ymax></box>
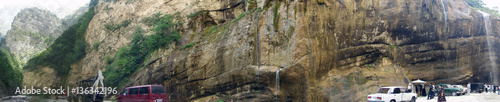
<box><xmin>440</xmin><ymin>0</ymin><xmax>453</xmax><ymax>81</ymax></box>
<box><xmin>440</xmin><ymin>0</ymin><xmax>450</xmax><ymax>62</ymax></box>
<box><xmin>398</xmin><ymin>65</ymin><xmax>410</xmax><ymax>83</ymax></box>
<box><xmin>440</xmin><ymin>0</ymin><xmax>449</xmax><ymax>64</ymax></box>
<box><xmin>440</xmin><ymin>0</ymin><xmax>448</xmax><ymax>27</ymax></box>
<box><xmin>276</xmin><ymin>67</ymin><xmax>283</xmax><ymax>101</ymax></box>
<box><xmin>256</xmin><ymin>11</ymin><xmax>264</xmax><ymax>78</ymax></box>
<box><xmin>479</xmin><ymin>11</ymin><xmax>498</xmax><ymax>85</ymax></box>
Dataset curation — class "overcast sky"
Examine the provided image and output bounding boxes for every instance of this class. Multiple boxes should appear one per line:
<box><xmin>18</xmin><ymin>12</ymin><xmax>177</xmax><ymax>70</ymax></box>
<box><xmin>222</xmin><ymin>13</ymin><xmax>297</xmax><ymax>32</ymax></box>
<box><xmin>0</xmin><ymin>0</ymin><xmax>89</xmax><ymax>36</ymax></box>
<box><xmin>0</xmin><ymin>0</ymin><xmax>89</xmax><ymax>14</ymax></box>
<box><xmin>483</xmin><ymin>0</ymin><xmax>500</xmax><ymax>12</ymax></box>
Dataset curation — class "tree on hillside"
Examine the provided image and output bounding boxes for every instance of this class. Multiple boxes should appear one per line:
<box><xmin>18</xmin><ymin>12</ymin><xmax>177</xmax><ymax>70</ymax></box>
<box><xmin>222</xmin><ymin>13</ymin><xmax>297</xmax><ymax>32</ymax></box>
<box><xmin>466</xmin><ymin>0</ymin><xmax>486</xmax><ymax>8</ymax></box>
<box><xmin>466</xmin><ymin>0</ymin><xmax>500</xmax><ymax>17</ymax></box>
<box><xmin>0</xmin><ymin>48</ymin><xmax>23</xmax><ymax>95</ymax></box>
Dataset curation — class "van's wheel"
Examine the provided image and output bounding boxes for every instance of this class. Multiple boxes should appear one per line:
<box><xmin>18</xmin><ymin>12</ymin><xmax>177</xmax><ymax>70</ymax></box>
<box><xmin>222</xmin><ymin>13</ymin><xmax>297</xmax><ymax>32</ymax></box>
<box><xmin>410</xmin><ymin>97</ymin><xmax>416</xmax><ymax>102</ymax></box>
<box><xmin>390</xmin><ymin>100</ymin><xmax>396</xmax><ymax>102</ymax></box>
<box><xmin>452</xmin><ymin>92</ymin><xmax>457</xmax><ymax>96</ymax></box>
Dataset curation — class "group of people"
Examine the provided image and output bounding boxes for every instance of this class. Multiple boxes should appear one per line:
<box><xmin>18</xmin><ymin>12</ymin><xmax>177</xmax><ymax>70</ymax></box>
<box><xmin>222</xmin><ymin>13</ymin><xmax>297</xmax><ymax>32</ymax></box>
<box><xmin>426</xmin><ymin>83</ymin><xmax>446</xmax><ymax>102</ymax></box>
<box><xmin>483</xmin><ymin>84</ymin><xmax>499</xmax><ymax>93</ymax></box>
<box><xmin>415</xmin><ymin>82</ymin><xmax>500</xmax><ymax>102</ymax></box>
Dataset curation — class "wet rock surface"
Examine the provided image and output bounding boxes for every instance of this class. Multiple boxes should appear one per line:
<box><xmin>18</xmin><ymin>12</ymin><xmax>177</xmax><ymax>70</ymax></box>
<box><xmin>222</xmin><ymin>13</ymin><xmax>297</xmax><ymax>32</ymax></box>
<box><xmin>115</xmin><ymin>0</ymin><xmax>500</xmax><ymax>101</ymax></box>
<box><xmin>22</xmin><ymin>0</ymin><xmax>500</xmax><ymax>101</ymax></box>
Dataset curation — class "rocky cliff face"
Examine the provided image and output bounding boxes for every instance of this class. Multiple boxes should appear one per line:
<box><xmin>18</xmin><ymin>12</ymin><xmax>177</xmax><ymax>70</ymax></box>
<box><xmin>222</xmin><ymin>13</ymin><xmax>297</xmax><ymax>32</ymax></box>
<box><xmin>23</xmin><ymin>0</ymin><xmax>500</xmax><ymax>101</ymax></box>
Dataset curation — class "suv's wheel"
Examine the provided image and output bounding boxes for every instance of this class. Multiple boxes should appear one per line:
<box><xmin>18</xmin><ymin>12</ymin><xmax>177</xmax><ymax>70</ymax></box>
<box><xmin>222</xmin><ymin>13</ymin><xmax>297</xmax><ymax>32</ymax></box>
<box><xmin>452</xmin><ymin>92</ymin><xmax>457</xmax><ymax>96</ymax></box>
<box><xmin>390</xmin><ymin>100</ymin><xmax>396</xmax><ymax>102</ymax></box>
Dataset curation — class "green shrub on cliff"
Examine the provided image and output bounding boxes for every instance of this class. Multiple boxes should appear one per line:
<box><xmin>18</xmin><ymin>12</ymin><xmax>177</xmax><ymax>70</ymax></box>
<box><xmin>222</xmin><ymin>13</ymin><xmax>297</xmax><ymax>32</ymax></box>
<box><xmin>466</xmin><ymin>0</ymin><xmax>500</xmax><ymax>17</ymax></box>
<box><xmin>179</xmin><ymin>42</ymin><xmax>195</xmax><ymax>50</ymax></box>
<box><xmin>187</xmin><ymin>12</ymin><xmax>199</xmax><ymax>18</ymax></box>
<box><xmin>104</xmin><ymin>13</ymin><xmax>181</xmax><ymax>87</ymax></box>
<box><xmin>105</xmin><ymin>19</ymin><xmax>132</xmax><ymax>32</ymax></box>
<box><xmin>105</xmin><ymin>0</ymin><xmax>118</xmax><ymax>3</ymax></box>
<box><xmin>142</xmin><ymin>12</ymin><xmax>164</xmax><ymax>26</ymax></box>
<box><xmin>466</xmin><ymin>0</ymin><xmax>485</xmax><ymax>8</ymax></box>
<box><xmin>24</xmin><ymin>0</ymin><xmax>99</xmax><ymax>77</ymax></box>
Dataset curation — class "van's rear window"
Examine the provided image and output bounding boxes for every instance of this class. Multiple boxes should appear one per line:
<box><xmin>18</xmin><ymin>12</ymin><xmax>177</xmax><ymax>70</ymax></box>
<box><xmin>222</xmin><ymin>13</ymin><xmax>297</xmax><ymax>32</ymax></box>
<box><xmin>152</xmin><ymin>86</ymin><xmax>166</xmax><ymax>94</ymax></box>
<box><xmin>130</xmin><ymin>88</ymin><xmax>139</xmax><ymax>95</ymax></box>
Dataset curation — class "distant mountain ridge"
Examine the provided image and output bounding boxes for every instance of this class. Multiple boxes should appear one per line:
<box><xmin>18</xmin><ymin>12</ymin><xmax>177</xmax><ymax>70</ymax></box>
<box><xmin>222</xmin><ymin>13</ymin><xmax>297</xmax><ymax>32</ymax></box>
<box><xmin>0</xmin><ymin>7</ymin><xmax>86</xmax><ymax>67</ymax></box>
<box><xmin>0</xmin><ymin>32</ymin><xmax>3</xmax><ymax>44</ymax></box>
<box><xmin>0</xmin><ymin>0</ymin><xmax>90</xmax><ymax>37</ymax></box>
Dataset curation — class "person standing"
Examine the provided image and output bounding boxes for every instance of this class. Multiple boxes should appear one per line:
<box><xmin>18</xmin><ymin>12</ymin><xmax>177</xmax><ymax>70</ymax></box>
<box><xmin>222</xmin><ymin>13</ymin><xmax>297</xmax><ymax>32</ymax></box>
<box><xmin>467</xmin><ymin>82</ymin><xmax>471</xmax><ymax>95</ymax></box>
<box><xmin>485</xmin><ymin>84</ymin><xmax>488</xmax><ymax>93</ymax></box>
<box><xmin>422</xmin><ymin>85</ymin><xmax>427</xmax><ymax>96</ymax></box>
<box><xmin>491</xmin><ymin>85</ymin><xmax>494</xmax><ymax>92</ymax></box>
<box><xmin>418</xmin><ymin>84</ymin><xmax>423</xmax><ymax>96</ymax></box>
<box><xmin>489</xmin><ymin>85</ymin><xmax>492</xmax><ymax>92</ymax></box>
<box><xmin>433</xmin><ymin>84</ymin><xmax>436</xmax><ymax>97</ymax></box>
<box><xmin>494</xmin><ymin>85</ymin><xmax>497</xmax><ymax>93</ymax></box>
<box><xmin>438</xmin><ymin>84</ymin><xmax>446</xmax><ymax>102</ymax></box>
<box><xmin>428</xmin><ymin>83</ymin><xmax>434</xmax><ymax>100</ymax></box>
<box><xmin>415</xmin><ymin>84</ymin><xmax>418</xmax><ymax>96</ymax></box>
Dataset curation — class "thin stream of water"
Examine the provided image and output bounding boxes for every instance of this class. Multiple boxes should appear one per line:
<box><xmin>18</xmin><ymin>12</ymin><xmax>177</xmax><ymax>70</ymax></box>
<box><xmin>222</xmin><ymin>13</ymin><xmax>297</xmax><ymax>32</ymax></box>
<box><xmin>256</xmin><ymin>11</ymin><xmax>263</xmax><ymax>78</ymax></box>
<box><xmin>276</xmin><ymin>67</ymin><xmax>283</xmax><ymax>102</ymax></box>
<box><xmin>440</xmin><ymin>0</ymin><xmax>453</xmax><ymax>84</ymax></box>
<box><xmin>479</xmin><ymin>11</ymin><xmax>498</xmax><ymax>85</ymax></box>
<box><xmin>440</xmin><ymin>0</ymin><xmax>448</xmax><ymax>28</ymax></box>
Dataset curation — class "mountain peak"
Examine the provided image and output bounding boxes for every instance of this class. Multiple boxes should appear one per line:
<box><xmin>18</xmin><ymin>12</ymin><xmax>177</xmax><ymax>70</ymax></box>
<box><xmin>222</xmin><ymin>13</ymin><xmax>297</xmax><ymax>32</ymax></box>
<box><xmin>11</xmin><ymin>7</ymin><xmax>61</xmax><ymax>38</ymax></box>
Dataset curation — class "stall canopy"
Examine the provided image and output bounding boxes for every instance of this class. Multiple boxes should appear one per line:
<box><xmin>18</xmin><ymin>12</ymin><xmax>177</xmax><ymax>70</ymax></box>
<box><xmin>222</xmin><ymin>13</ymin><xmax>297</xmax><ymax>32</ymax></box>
<box><xmin>410</xmin><ymin>79</ymin><xmax>427</xmax><ymax>84</ymax></box>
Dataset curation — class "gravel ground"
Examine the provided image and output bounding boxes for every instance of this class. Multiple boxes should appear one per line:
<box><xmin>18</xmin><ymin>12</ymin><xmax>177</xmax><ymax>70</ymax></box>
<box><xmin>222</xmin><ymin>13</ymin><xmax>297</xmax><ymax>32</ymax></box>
<box><xmin>417</xmin><ymin>92</ymin><xmax>500</xmax><ymax>102</ymax></box>
<box><xmin>4</xmin><ymin>93</ymin><xmax>498</xmax><ymax>102</ymax></box>
<box><xmin>3</xmin><ymin>98</ymin><xmax>112</xmax><ymax>102</ymax></box>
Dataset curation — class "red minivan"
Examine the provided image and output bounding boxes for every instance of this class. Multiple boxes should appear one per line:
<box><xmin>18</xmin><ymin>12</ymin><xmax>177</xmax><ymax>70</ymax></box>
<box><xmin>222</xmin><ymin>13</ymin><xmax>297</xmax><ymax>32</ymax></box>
<box><xmin>117</xmin><ymin>85</ymin><xmax>168</xmax><ymax>102</ymax></box>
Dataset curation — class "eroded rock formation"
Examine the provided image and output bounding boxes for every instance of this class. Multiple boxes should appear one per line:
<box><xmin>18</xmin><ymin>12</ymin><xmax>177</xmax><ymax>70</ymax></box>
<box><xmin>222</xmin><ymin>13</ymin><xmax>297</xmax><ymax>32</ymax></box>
<box><xmin>22</xmin><ymin>0</ymin><xmax>500</xmax><ymax>101</ymax></box>
<box><xmin>127</xmin><ymin>0</ymin><xmax>500</xmax><ymax>101</ymax></box>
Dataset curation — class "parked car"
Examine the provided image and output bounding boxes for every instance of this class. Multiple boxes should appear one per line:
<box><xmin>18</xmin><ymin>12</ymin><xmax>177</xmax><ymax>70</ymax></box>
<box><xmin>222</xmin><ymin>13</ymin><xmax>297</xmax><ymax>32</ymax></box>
<box><xmin>451</xmin><ymin>85</ymin><xmax>467</xmax><ymax>95</ymax></box>
<box><xmin>441</xmin><ymin>84</ymin><xmax>460</xmax><ymax>96</ymax></box>
<box><xmin>367</xmin><ymin>86</ymin><xmax>417</xmax><ymax>102</ymax></box>
<box><xmin>117</xmin><ymin>85</ymin><xmax>168</xmax><ymax>102</ymax></box>
<box><xmin>470</xmin><ymin>83</ymin><xmax>484</xmax><ymax>93</ymax></box>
